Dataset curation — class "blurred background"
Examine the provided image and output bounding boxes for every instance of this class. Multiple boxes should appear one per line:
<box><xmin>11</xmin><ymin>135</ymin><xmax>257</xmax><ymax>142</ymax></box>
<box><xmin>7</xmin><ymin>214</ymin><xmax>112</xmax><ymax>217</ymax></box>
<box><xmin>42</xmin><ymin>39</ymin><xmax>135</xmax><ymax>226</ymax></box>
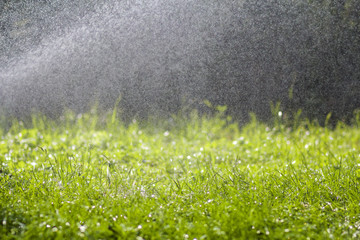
<box><xmin>0</xmin><ymin>0</ymin><xmax>359</xmax><ymax>123</ymax></box>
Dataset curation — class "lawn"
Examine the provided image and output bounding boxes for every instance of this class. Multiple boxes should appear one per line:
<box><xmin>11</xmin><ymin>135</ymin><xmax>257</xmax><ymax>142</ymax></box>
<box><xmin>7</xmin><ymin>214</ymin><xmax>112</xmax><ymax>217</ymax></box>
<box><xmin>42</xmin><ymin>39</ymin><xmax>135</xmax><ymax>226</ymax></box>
<box><xmin>1</xmin><ymin>109</ymin><xmax>360</xmax><ymax>239</ymax></box>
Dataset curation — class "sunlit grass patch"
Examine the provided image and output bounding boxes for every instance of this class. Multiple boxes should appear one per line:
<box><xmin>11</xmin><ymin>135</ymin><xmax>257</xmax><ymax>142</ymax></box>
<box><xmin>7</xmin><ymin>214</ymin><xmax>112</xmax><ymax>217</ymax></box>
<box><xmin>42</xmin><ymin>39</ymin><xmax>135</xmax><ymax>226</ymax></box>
<box><xmin>1</xmin><ymin>110</ymin><xmax>360</xmax><ymax>239</ymax></box>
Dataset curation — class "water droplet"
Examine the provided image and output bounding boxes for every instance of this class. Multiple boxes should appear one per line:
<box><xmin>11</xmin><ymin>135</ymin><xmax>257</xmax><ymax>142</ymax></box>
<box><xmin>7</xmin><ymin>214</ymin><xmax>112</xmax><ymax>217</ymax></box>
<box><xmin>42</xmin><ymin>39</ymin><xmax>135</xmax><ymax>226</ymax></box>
<box><xmin>79</xmin><ymin>225</ymin><xmax>86</xmax><ymax>232</ymax></box>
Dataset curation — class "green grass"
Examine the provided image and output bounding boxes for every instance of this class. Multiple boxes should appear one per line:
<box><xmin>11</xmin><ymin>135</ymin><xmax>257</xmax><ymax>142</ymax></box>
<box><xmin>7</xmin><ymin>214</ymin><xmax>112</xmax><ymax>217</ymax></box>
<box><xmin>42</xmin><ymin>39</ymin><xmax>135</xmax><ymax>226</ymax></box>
<box><xmin>1</xmin><ymin>109</ymin><xmax>360</xmax><ymax>239</ymax></box>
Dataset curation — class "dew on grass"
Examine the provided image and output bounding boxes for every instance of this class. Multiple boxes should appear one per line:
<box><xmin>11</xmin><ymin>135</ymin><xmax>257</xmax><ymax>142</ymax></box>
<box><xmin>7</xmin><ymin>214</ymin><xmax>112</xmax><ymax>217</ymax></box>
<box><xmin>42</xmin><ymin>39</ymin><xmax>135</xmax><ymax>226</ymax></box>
<box><xmin>30</xmin><ymin>162</ymin><xmax>36</xmax><ymax>167</ymax></box>
<box><xmin>79</xmin><ymin>225</ymin><xmax>86</xmax><ymax>232</ymax></box>
<box><xmin>5</xmin><ymin>153</ymin><xmax>12</xmax><ymax>161</ymax></box>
